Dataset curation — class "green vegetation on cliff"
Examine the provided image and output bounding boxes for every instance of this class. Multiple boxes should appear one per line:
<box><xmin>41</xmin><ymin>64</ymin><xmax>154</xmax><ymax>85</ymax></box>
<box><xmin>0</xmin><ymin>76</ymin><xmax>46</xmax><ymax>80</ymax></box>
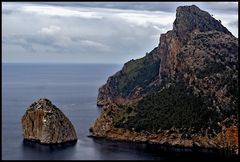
<box><xmin>117</xmin><ymin>50</ymin><xmax>160</xmax><ymax>97</ymax></box>
<box><xmin>196</xmin><ymin>61</ymin><xmax>226</xmax><ymax>79</ymax></box>
<box><xmin>115</xmin><ymin>81</ymin><xmax>222</xmax><ymax>134</ymax></box>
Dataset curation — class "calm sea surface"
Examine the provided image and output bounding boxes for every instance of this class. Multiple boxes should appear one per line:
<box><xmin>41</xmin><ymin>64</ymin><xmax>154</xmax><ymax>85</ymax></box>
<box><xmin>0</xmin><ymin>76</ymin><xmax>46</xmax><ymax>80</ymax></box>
<box><xmin>2</xmin><ymin>63</ymin><xmax>162</xmax><ymax>160</ymax></box>
<box><xmin>2</xmin><ymin>63</ymin><xmax>237</xmax><ymax>160</ymax></box>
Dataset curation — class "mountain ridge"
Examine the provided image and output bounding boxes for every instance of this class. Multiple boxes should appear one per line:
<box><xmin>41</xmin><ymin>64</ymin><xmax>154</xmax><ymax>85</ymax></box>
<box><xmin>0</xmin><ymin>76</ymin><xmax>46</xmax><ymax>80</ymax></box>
<box><xmin>91</xmin><ymin>5</ymin><xmax>238</xmax><ymax>154</ymax></box>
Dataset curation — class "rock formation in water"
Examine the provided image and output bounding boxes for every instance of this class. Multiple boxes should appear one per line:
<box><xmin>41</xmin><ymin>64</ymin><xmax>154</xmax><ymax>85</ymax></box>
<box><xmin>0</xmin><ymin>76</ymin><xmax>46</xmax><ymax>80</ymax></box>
<box><xmin>22</xmin><ymin>98</ymin><xmax>78</xmax><ymax>144</ymax></box>
<box><xmin>91</xmin><ymin>5</ymin><xmax>238</xmax><ymax>154</ymax></box>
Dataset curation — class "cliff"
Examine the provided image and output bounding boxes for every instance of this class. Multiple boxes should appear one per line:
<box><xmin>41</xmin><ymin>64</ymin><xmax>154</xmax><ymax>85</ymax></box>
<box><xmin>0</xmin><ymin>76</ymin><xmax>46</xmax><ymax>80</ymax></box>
<box><xmin>22</xmin><ymin>98</ymin><xmax>78</xmax><ymax>144</ymax></box>
<box><xmin>91</xmin><ymin>5</ymin><xmax>238</xmax><ymax>154</ymax></box>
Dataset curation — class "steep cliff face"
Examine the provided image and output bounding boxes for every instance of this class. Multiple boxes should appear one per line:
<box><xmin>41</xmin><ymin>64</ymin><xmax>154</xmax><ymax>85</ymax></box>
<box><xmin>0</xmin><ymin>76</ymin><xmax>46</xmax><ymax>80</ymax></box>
<box><xmin>22</xmin><ymin>98</ymin><xmax>78</xmax><ymax>144</ymax></box>
<box><xmin>158</xmin><ymin>5</ymin><xmax>233</xmax><ymax>81</ymax></box>
<box><xmin>92</xmin><ymin>5</ymin><xmax>238</xmax><ymax>154</ymax></box>
<box><xmin>97</xmin><ymin>47</ymin><xmax>160</xmax><ymax>106</ymax></box>
<box><xmin>97</xmin><ymin>5</ymin><xmax>235</xmax><ymax>107</ymax></box>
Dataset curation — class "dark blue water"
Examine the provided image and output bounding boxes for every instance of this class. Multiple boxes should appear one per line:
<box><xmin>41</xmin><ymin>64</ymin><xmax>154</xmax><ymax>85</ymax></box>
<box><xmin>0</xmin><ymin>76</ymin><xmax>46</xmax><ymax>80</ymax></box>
<box><xmin>2</xmin><ymin>63</ymin><xmax>167</xmax><ymax>160</ymax></box>
<box><xmin>2</xmin><ymin>63</ymin><xmax>238</xmax><ymax>160</ymax></box>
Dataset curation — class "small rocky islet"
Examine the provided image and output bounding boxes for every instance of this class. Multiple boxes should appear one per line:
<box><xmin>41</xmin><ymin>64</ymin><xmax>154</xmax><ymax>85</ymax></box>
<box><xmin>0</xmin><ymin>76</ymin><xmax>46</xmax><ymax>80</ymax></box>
<box><xmin>21</xmin><ymin>98</ymin><xmax>77</xmax><ymax>144</ymax></box>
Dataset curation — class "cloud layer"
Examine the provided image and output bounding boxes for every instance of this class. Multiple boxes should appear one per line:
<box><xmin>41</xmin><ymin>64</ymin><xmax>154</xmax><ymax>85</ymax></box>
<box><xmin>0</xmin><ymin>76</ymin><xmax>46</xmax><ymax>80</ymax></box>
<box><xmin>2</xmin><ymin>2</ymin><xmax>238</xmax><ymax>63</ymax></box>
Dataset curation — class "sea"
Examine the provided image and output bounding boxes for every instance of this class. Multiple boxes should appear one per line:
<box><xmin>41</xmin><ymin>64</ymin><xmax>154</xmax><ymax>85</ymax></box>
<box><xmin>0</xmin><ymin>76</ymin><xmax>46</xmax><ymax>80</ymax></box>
<box><xmin>2</xmin><ymin>63</ymin><xmax>238</xmax><ymax>160</ymax></box>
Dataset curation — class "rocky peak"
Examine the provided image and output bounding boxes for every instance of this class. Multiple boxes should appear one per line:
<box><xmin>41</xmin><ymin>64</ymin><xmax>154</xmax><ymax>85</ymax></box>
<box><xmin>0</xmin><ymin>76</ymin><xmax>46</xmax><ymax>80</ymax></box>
<box><xmin>22</xmin><ymin>98</ymin><xmax>78</xmax><ymax>144</ymax></box>
<box><xmin>96</xmin><ymin>5</ymin><xmax>237</xmax><ymax>107</ymax></box>
<box><xmin>29</xmin><ymin>98</ymin><xmax>55</xmax><ymax>110</ymax></box>
<box><xmin>37</xmin><ymin>98</ymin><xmax>52</xmax><ymax>105</ymax></box>
<box><xmin>158</xmin><ymin>5</ymin><xmax>235</xmax><ymax>81</ymax></box>
<box><xmin>173</xmin><ymin>5</ymin><xmax>232</xmax><ymax>42</ymax></box>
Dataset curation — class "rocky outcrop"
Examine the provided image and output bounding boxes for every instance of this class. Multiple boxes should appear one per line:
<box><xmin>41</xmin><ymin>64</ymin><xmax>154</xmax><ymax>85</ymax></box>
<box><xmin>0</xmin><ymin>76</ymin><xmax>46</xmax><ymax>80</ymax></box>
<box><xmin>91</xmin><ymin>101</ymin><xmax>238</xmax><ymax>154</ymax></box>
<box><xmin>22</xmin><ymin>98</ymin><xmax>77</xmax><ymax>144</ymax></box>
<box><xmin>97</xmin><ymin>5</ymin><xmax>235</xmax><ymax>107</ymax></box>
<box><xmin>158</xmin><ymin>5</ymin><xmax>234</xmax><ymax>81</ymax></box>
<box><xmin>175</xmin><ymin>30</ymin><xmax>238</xmax><ymax>114</ymax></box>
<box><xmin>92</xmin><ymin>5</ymin><xmax>238</xmax><ymax>155</ymax></box>
<box><xmin>173</xmin><ymin>5</ymin><xmax>231</xmax><ymax>40</ymax></box>
<box><xmin>97</xmin><ymin>47</ymin><xmax>160</xmax><ymax>106</ymax></box>
<box><xmin>91</xmin><ymin>111</ymin><xmax>238</xmax><ymax>151</ymax></box>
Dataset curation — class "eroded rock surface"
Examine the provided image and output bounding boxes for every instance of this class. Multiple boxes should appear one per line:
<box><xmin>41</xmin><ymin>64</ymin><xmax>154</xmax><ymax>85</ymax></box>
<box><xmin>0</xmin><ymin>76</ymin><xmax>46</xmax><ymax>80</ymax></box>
<box><xmin>91</xmin><ymin>5</ymin><xmax>238</xmax><ymax>155</ymax></box>
<box><xmin>22</xmin><ymin>98</ymin><xmax>77</xmax><ymax>144</ymax></box>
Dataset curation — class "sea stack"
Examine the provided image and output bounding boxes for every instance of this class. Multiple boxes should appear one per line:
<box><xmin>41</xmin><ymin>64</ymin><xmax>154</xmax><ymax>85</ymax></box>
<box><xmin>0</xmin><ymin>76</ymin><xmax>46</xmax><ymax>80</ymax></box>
<box><xmin>21</xmin><ymin>98</ymin><xmax>77</xmax><ymax>144</ymax></box>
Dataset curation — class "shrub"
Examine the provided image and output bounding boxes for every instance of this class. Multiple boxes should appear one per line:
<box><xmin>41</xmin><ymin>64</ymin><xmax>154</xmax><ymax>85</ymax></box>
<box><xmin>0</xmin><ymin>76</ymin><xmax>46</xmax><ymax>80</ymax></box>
<box><xmin>116</xmin><ymin>81</ymin><xmax>222</xmax><ymax>134</ymax></box>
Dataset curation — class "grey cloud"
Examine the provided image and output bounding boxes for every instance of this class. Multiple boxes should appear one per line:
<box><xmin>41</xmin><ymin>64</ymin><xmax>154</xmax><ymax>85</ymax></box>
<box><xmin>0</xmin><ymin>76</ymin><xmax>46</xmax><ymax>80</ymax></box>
<box><xmin>228</xmin><ymin>20</ymin><xmax>238</xmax><ymax>27</ymax></box>
<box><xmin>29</xmin><ymin>2</ymin><xmax>178</xmax><ymax>12</ymax></box>
<box><xmin>3</xmin><ymin>35</ymin><xmax>35</xmax><ymax>52</ymax></box>
<box><xmin>2</xmin><ymin>2</ymin><xmax>238</xmax><ymax>63</ymax></box>
<box><xmin>2</xmin><ymin>9</ymin><xmax>15</xmax><ymax>15</ymax></box>
<box><xmin>3</xmin><ymin>30</ymin><xmax>111</xmax><ymax>55</ymax></box>
<box><xmin>3</xmin><ymin>33</ymin><xmax>66</xmax><ymax>53</ymax></box>
<box><xmin>3</xmin><ymin>2</ymin><xmax>238</xmax><ymax>16</ymax></box>
<box><xmin>23</xmin><ymin>2</ymin><xmax>238</xmax><ymax>14</ymax></box>
<box><xmin>199</xmin><ymin>2</ymin><xmax>238</xmax><ymax>14</ymax></box>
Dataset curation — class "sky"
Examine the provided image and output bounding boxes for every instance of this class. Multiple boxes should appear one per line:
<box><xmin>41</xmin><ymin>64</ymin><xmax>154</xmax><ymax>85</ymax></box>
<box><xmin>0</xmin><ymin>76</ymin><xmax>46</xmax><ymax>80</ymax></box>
<box><xmin>2</xmin><ymin>2</ymin><xmax>238</xmax><ymax>64</ymax></box>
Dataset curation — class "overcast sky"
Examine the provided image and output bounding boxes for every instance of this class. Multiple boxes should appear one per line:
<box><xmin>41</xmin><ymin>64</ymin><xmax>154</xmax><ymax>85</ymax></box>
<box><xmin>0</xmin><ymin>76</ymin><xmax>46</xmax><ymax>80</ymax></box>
<box><xmin>2</xmin><ymin>2</ymin><xmax>238</xmax><ymax>64</ymax></box>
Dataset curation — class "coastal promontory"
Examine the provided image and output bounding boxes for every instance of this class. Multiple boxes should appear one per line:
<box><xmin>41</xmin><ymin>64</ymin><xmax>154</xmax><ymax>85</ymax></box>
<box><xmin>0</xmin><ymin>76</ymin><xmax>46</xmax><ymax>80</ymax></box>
<box><xmin>91</xmin><ymin>5</ymin><xmax>238</xmax><ymax>154</ymax></box>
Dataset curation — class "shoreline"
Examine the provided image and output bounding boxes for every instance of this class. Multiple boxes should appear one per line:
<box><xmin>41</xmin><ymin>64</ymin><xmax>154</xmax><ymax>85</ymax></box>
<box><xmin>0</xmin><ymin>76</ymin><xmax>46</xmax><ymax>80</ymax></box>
<box><xmin>23</xmin><ymin>138</ymin><xmax>78</xmax><ymax>146</ymax></box>
<box><xmin>88</xmin><ymin>135</ymin><xmax>239</xmax><ymax>159</ymax></box>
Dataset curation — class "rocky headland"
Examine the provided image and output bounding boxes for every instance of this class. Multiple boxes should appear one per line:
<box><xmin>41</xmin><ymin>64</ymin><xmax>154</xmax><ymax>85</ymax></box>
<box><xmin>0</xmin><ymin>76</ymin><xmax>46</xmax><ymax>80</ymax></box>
<box><xmin>91</xmin><ymin>5</ymin><xmax>238</xmax><ymax>154</ymax></box>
